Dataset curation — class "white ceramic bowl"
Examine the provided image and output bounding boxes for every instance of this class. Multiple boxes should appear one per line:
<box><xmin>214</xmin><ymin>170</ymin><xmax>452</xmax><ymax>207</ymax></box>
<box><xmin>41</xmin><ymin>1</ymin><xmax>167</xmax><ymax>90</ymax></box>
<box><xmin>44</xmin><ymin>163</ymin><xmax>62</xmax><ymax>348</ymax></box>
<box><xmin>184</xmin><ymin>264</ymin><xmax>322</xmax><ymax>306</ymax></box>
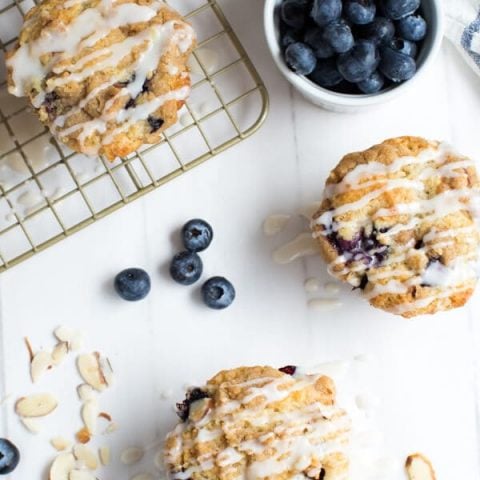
<box><xmin>264</xmin><ymin>0</ymin><xmax>444</xmax><ymax>112</ymax></box>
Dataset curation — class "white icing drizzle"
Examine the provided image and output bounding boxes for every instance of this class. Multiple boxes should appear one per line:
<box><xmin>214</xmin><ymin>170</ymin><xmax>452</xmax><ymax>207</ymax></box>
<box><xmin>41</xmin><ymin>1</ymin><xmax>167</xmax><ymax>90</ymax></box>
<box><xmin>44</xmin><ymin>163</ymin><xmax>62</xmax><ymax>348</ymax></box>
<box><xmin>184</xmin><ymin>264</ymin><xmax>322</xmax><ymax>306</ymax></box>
<box><xmin>7</xmin><ymin>0</ymin><xmax>195</xmax><ymax>155</ymax></box>
<box><xmin>312</xmin><ymin>142</ymin><xmax>480</xmax><ymax>311</ymax></box>
<box><xmin>165</xmin><ymin>371</ymin><xmax>351</xmax><ymax>480</ymax></box>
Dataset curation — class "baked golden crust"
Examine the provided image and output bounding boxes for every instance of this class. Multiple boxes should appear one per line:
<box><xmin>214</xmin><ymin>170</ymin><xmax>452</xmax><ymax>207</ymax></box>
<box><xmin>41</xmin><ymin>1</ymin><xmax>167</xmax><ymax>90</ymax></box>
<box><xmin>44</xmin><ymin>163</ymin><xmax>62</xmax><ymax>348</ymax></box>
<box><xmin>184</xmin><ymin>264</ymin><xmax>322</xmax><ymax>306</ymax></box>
<box><xmin>6</xmin><ymin>0</ymin><xmax>196</xmax><ymax>160</ymax></box>
<box><xmin>311</xmin><ymin>136</ymin><xmax>480</xmax><ymax>318</ymax></box>
<box><xmin>164</xmin><ymin>366</ymin><xmax>351</xmax><ymax>480</ymax></box>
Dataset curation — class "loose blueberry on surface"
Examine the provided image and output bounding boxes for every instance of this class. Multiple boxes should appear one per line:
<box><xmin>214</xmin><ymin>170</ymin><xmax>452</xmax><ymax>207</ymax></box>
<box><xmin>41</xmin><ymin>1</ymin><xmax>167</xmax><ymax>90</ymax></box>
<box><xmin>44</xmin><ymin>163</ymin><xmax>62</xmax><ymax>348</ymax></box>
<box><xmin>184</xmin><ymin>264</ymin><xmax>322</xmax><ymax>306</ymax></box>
<box><xmin>201</xmin><ymin>276</ymin><xmax>236</xmax><ymax>310</ymax></box>
<box><xmin>397</xmin><ymin>14</ymin><xmax>427</xmax><ymax>41</ymax></box>
<box><xmin>379</xmin><ymin>44</ymin><xmax>416</xmax><ymax>81</ymax></box>
<box><xmin>279</xmin><ymin>365</ymin><xmax>297</xmax><ymax>375</ymax></box>
<box><xmin>281</xmin><ymin>0</ymin><xmax>310</xmax><ymax>29</ymax></box>
<box><xmin>309</xmin><ymin>59</ymin><xmax>343</xmax><ymax>87</ymax></box>
<box><xmin>285</xmin><ymin>42</ymin><xmax>317</xmax><ymax>74</ymax></box>
<box><xmin>114</xmin><ymin>268</ymin><xmax>151</xmax><ymax>301</ymax></box>
<box><xmin>170</xmin><ymin>251</ymin><xmax>203</xmax><ymax>286</ymax></box>
<box><xmin>337</xmin><ymin>39</ymin><xmax>380</xmax><ymax>82</ymax></box>
<box><xmin>381</xmin><ymin>0</ymin><xmax>420</xmax><ymax>20</ymax></box>
<box><xmin>357</xmin><ymin>70</ymin><xmax>384</xmax><ymax>93</ymax></box>
<box><xmin>345</xmin><ymin>0</ymin><xmax>376</xmax><ymax>25</ymax></box>
<box><xmin>322</xmin><ymin>19</ymin><xmax>355</xmax><ymax>53</ymax></box>
<box><xmin>311</xmin><ymin>0</ymin><xmax>342</xmax><ymax>27</ymax></box>
<box><xmin>304</xmin><ymin>28</ymin><xmax>335</xmax><ymax>58</ymax></box>
<box><xmin>360</xmin><ymin>17</ymin><xmax>395</xmax><ymax>44</ymax></box>
<box><xmin>176</xmin><ymin>388</ymin><xmax>210</xmax><ymax>422</ymax></box>
<box><xmin>182</xmin><ymin>219</ymin><xmax>213</xmax><ymax>252</ymax></box>
<box><xmin>0</xmin><ymin>439</ymin><xmax>20</xmax><ymax>475</ymax></box>
<box><xmin>387</xmin><ymin>37</ymin><xmax>417</xmax><ymax>57</ymax></box>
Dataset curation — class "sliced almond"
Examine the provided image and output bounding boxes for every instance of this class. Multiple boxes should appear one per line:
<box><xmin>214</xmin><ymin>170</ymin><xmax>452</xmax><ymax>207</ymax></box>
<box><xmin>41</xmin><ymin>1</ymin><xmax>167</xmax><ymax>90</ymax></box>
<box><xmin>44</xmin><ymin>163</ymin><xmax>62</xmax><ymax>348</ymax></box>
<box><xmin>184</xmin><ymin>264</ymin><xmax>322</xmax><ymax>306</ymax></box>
<box><xmin>54</xmin><ymin>326</ymin><xmax>75</xmax><ymax>343</ymax></box>
<box><xmin>406</xmin><ymin>453</ymin><xmax>436</xmax><ymax>480</ymax></box>
<box><xmin>81</xmin><ymin>399</ymin><xmax>98</xmax><ymax>435</ymax></box>
<box><xmin>77</xmin><ymin>384</ymin><xmax>95</xmax><ymax>402</ymax></box>
<box><xmin>31</xmin><ymin>351</ymin><xmax>54</xmax><ymax>383</ymax></box>
<box><xmin>98</xmin><ymin>412</ymin><xmax>111</xmax><ymax>422</ymax></box>
<box><xmin>52</xmin><ymin>342</ymin><xmax>68</xmax><ymax>365</ymax></box>
<box><xmin>16</xmin><ymin>393</ymin><xmax>58</xmax><ymax>417</ymax></box>
<box><xmin>98</xmin><ymin>354</ymin><xmax>113</xmax><ymax>387</ymax></box>
<box><xmin>99</xmin><ymin>446</ymin><xmax>111</xmax><ymax>466</ymax></box>
<box><xmin>69</xmin><ymin>332</ymin><xmax>85</xmax><ymax>352</ymax></box>
<box><xmin>131</xmin><ymin>474</ymin><xmax>153</xmax><ymax>480</ymax></box>
<box><xmin>51</xmin><ymin>437</ymin><xmax>71</xmax><ymax>452</ymax></box>
<box><xmin>49</xmin><ymin>453</ymin><xmax>75</xmax><ymax>480</ymax></box>
<box><xmin>188</xmin><ymin>398</ymin><xmax>211</xmax><ymax>422</ymax></box>
<box><xmin>77</xmin><ymin>353</ymin><xmax>108</xmax><ymax>391</ymax></box>
<box><xmin>103</xmin><ymin>422</ymin><xmax>118</xmax><ymax>435</ymax></box>
<box><xmin>69</xmin><ymin>471</ymin><xmax>95</xmax><ymax>480</ymax></box>
<box><xmin>120</xmin><ymin>447</ymin><xmax>144</xmax><ymax>465</ymax></box>
<box><xmin>21</xmin><ymin>417</ymin><xmax>41</xmax><ymax>434</ymax></box>
<box><xmin>154</xmin><ymin>449</ymin><xmax>164</xmax><ymax>470</ymax></box>
<box><xmin>73</xmin><ymin>444</ymin><xmax>98</xmax><ymax>470</ymax></box>
<box><xmin>24</xmin><ymin>337</ymin><xmax>34</xmax><ymax>362</ymax></box>
<box><xmin>76</xmin><ymin>427</ymin><xmax>91</xmax><ymax>445</ymax></box>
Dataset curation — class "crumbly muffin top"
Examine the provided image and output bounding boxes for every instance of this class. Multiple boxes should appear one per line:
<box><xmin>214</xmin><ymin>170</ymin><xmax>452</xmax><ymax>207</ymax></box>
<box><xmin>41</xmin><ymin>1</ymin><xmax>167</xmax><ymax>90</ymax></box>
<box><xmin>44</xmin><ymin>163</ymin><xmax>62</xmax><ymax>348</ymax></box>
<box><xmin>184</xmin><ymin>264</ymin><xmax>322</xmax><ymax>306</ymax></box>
<box><xmin>311</xmin><ymin>137</ymin><xmax>480</xmax><ymax>318</ymax></box>
<box><xmin>6</xmin><ymin>0</ymin><xmax>195</xmax><ymax>159</ymax></box>
<box><xmin>164</xmin><ymin>366</ymin><xmax>351</xmax><ymax>480</ymax></box>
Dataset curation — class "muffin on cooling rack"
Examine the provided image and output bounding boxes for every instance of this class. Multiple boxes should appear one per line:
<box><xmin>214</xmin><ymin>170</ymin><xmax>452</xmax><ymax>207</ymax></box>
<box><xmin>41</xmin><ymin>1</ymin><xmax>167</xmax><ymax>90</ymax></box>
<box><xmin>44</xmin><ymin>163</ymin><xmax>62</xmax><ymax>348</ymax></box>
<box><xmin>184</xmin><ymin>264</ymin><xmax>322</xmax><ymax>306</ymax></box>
<box><xmin>164</xmin><ymin>365</ymin><xmax>351</xmax><ymax>479</ymax></box>
<box><xmin>311</xmin><ymin>136</ymin><xmax>480</xmax><ymax>318</ymax></box>
<box><xmin>6</xmin><ymin>0</ymin><xmax>196</xmax><ymax>160</ymax></box>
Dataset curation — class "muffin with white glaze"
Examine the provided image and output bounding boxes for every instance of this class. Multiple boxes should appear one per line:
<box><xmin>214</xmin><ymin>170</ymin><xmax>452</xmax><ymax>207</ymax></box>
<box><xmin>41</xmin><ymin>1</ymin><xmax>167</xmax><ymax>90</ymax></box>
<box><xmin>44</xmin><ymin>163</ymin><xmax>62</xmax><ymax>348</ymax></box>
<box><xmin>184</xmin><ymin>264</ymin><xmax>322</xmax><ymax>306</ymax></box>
<box><xmin>164</xmin><ymin>365</ymin><xmax>351</xmax><ymax>480</ymax></box>
<box><xmin>6</xmin><ymin>0</ymin><xmax>196</xmax><ymax>160</ymax></box>
<box><xmin>311</xmin><ymin>136</ymin><xmax>480</xmax><ymax>318</ymax></box>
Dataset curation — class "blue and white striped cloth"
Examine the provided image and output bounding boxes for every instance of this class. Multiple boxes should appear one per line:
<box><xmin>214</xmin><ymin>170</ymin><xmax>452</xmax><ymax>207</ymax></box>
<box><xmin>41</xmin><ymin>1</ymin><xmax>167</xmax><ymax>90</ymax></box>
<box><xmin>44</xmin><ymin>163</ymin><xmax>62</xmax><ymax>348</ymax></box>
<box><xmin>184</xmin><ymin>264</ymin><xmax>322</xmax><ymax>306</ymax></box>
<box><xmin>446</xmin><ymin>0</ymin><xmax>480</xmax><ymax>74</ymax></box>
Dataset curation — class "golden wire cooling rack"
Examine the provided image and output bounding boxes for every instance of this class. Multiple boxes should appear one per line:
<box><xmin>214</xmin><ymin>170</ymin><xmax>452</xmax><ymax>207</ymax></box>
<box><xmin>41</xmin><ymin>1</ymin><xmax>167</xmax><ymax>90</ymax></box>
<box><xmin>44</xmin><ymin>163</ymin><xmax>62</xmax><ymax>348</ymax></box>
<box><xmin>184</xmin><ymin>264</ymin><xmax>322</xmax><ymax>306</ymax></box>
<box><xmin>0</xmin><ymin>0</ymin><xmax>268</xmax><ymax>272</ymax></box>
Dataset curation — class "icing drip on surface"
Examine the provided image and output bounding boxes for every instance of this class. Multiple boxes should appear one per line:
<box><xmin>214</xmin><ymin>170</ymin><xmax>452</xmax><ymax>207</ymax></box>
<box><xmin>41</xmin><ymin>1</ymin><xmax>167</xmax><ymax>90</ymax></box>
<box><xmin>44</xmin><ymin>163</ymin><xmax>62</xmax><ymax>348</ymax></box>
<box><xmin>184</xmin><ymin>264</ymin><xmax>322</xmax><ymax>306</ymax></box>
<box><xmin>312</xmin><ymin>142</ymin><xmax>480</xmax><ymax>311</ymax></box>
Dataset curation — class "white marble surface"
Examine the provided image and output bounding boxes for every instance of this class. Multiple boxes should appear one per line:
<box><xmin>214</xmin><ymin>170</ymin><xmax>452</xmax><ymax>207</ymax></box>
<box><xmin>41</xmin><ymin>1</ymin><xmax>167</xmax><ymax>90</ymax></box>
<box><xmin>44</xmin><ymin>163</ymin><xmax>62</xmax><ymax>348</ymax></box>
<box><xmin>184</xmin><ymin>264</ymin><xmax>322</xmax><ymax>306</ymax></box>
<box><xmin>1</xmin><ymin>0</ymin><xmax>480</xmax><ymax>478</ymax></box>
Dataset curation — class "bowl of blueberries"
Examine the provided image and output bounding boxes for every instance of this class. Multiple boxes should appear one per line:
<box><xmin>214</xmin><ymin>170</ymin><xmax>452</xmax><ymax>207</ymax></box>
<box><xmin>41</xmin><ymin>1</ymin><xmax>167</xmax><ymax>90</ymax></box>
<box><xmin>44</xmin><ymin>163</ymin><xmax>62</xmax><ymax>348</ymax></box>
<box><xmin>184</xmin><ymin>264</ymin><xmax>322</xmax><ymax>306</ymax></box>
<box><xmin>264</xmin><ymin>0</ymin><xmax>443</xmax><ymax>111</ymax></box>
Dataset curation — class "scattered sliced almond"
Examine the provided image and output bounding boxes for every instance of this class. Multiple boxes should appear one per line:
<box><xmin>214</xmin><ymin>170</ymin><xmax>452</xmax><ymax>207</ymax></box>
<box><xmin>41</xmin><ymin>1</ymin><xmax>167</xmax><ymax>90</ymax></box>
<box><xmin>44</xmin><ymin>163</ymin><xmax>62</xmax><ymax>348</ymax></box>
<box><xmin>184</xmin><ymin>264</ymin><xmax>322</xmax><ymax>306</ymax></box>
<box><xmin>98</xmin><ymin>354</ymin><xmax>113</xmax><ymax>387</ymax></box>
<box><xmin>21</xmin><ymin>417</ymin><xmax>41</xmax><ymax>434</ymax></box>
<box><xmin>81</xmin><ymin>399</ymin><xmax>98</xmax><ymax>435</ymax></box>
<box><xmin>77</xmin><ymin>353</ymin><xmax>110</xmax><ymax>391</ymax></box>
<box><xmin>69</xmin><ymin>471</ymin><xmax>95</xmax><ymax>480</ymax></box>
<box><xmin>51</xmin><ymin>437</ymin><xmax>71</xmax><ymax>452</ymax></box>
<box><xmin>54</xmin><ymin>326</ymin><xmax>75</xmax><ymax>343</ymax></box>
<box><xmin>52</xmin><ymin>342</ymin><xmax>69</xmax><ymax>365</ymax></box>
<box><xmin>98</xmin><ymin>412</ymin><xmax>111</xmax><ymax>422</ymax></box>
<box><xmin>406</xmin><ymin>453</ymin><xmax>436</xmax><ymax>480</ymax></box>
<box><xmin>76</xmin><ymin>427</ymin><xmax>91</xmax><ymax>445</ymax></box>
<box><xmin>131</xmin><ymin>474</ymin><xmax>153</xmax><ymax>480</ymax></box>
<box><xmin>77</xmin><ymin>384</ymin><xmax>95</xmax><ymax>402</ymax></box>
<box><xmin>49</xmin><ymin>453</ymin><xmax>75</xmax><ymax>480</ymax></box>
<box><xmin>31</xmin><ymin>351</ymin><xmax>54</xmax><ymax>383</ymax></box>
<box><xmin>99</xmin><ymin>446</ymin><xmax>111</xmax><ymax>466</ymax></box>
<box><xmin>69</xmin><ymin>332</ymin><xmax>84</xmax><ymax>352</ymax></box>
<box><xmin>24</xmin><ymin>337</ymin><xmax>34</xmax><ymax>362</ymax></box>
<box><xmin>154</xmin><ymin>449</ymin><xmax>164</xmax><ymax>470</ymax></box>
<box><xmin>103</xmin><ymin>422</ymin><xmax>118</xmax><ymax>435</ymax></box>
<box><xmin>16</xmin><ymin>393</ymin><xmax>58</xmax><ymax>417</ymax></box>
<box><xmin>120</xmin><ymin>446</ymin><xmax>144</xmax><ymax>465</ymax></box>
<box><xmin>73</xmin><ymin>444</ymin><xmax>98</xmax><ymax>470</ymax></box>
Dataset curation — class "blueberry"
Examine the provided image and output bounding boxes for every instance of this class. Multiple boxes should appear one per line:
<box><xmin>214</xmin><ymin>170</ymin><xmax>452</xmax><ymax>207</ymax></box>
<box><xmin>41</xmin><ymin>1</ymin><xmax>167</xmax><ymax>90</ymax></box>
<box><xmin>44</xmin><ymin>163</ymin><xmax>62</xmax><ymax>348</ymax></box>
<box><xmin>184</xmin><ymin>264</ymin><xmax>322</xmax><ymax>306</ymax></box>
<box><xmin>357</xmin><ymin>70</ymin><xmax>385</xmax><ymax>93</ymax></box>
<box><xmin>311</xmin><ymin>0</ymin><xmax>342</xmax><ymax>27</ymax></box>
<box><xmin>345</xmin><ymin>0</ymin><xmax>376</xmax><ymax>25</ymax></box>
<box><xmin>176</xmin><ymin>388</ymin><xmax>210</xmax><ymax>422</ymax></box>
<box><xmin>285</xmin><ymin>42</ymin><xmax>317</xmax><ymax>75</ymax></box>
<box><xmin>281</xmin><ymin>28</ymin><xmax>302</xmax><ymax>48</ymax></box>
<box><xmin>281</xmin><ymin>0</ymin><xmax>310</xmax><ymax>29</ymax></box>
<box><xmin>360</xmin><ymin>17</ymin><xmax>395</xmax><ymax>44</ymax></box>
<box><xmin>397</xmin><ymin>14</ymin><xmax>427</xmax><ymax>41</ymax></box>
<box><xmin>322</xmin><ymin>19</ymin><xmax>354</xmax><ymax>53</ymax></box>
<box><xmin>170</xmin><ymin>251</ymin><xmax>203</xmax><ymax>285</ymax></box>
<box><xmin>387</xmin><ymin>37</ymin><xmax>417</xmax><ymax>57</ymax></box>
<box><xmin>382</xmin><ymin>0</ymin><xmax>420</xmax><ymax>20</ymax></box>
<box><xmin>309</xmin><ymin>59</ymin><xmax>343</xmax><ymax>87</ymax></box>
<box><xmin>0</xmin><ymin>439</ymin><xmax>20</xmax><ymax>475</ymax></box>
<box><xmin>114</xmin><ymin>268</ymin><xmax>151</xmax><ymax>301</ymax></box>
<box><xmin>147</xmin><ymin>116</ymin><xmax>164</xmax><ymax>132</ymax></box>
<box><xmin>379</xmin><ymin>45</ymin><xmax>416</xmax><ymax>82</ymax></box>
<box><xmin>337</xmin><ymin>39</ymin><xmax>380</xmax><ymax>82</ymax></box>
<box><xmin>201</xmin><ymin>277</ymin><xmax>235</xmax><ymax>310</ymax></box>
<box><xmin>304</xmin><ymin>28</ymin><xmax>335</xmax><ymax>58</ymax></box>
<box><xmin>182</xmin><ymin>219</ymin><xmax>213</xmax><ymax>252</ymax></box>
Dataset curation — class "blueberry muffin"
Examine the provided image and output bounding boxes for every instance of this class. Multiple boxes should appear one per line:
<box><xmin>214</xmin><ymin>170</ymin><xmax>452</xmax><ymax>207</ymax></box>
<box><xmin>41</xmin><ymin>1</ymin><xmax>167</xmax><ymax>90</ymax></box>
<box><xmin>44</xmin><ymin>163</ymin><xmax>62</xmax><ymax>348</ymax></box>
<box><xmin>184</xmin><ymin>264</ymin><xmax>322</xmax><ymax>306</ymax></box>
<box><xmin>6</xmin><ymin>0</ymin><xmax>196</xmax><ymax>160</ymax></box>
<box><xmin>311</xmin><ymin>136</ymin><xmax>480</xmax><ymax>318</ymax></box>
<box><xmin>164</xmin><ymin>365</ymin><xmax>351</xmax><ymax>479</ymax></box>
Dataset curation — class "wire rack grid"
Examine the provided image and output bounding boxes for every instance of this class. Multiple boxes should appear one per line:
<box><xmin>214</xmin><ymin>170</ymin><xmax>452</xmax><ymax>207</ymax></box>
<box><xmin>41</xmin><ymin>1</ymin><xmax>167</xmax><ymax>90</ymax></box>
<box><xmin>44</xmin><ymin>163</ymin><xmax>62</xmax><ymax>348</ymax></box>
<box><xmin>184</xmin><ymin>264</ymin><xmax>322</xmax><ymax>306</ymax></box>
<box><xmin>0</xmin><ymin>0</ymin><xmax>268</xmax><ymax>272</ymax></box>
